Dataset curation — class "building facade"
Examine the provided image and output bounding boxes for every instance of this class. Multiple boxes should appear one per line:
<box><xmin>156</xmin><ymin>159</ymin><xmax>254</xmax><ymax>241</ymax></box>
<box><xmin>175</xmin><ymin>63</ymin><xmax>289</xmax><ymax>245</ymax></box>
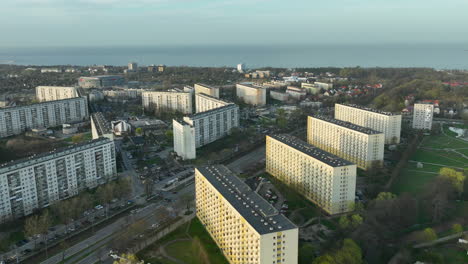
<box><xmin>412</xmin><ymin>103</ymin><xmax>434</xmax><ymax>130</ymax></box>
<box><xmin>0</xmin><ymin>97</ymin><xmax>89</xmax><ymax>138</ymax></box>
<box><xmin>142</xmin><ymin>91</ymin><xmax>193</xmax><ymax>114</ymax></box>
<box><xmin>173</xmin><ymin>104</ymin><xmax>239</xmax><ymax>160</ymax></box>
<box><xmin>270</xmin><ymin>91</ymin><xmax>289</xmax><ymax>102</ymax></box>
<box><xmin>286</xmin><ymin>86</ymin><xmax>307</xmax><ymax>100</ymax></box>
<box><xmin>194</xmin><ymin>83</ymin><xmax>220</xmax><ymax>98</ymax></box>
<box><xmin>91</xmin><ymin>112</ymin><xmax>114</xmax><ymax>140</ymax></box>
<box><xmin>236</xmin><ymin>83</ymin><xmax>267</xmax><ymax>106</ymax></box>
<box><xmin>0</xmin><ymin>138</ymin><xmax>116</xmax><ymax>222</ymax></box>
<box><xmin>195</xmin><ymin>93</ymin><xmax>232</xmax><ymax>113</ymax></box>
<box><xmin>78</xmin><ymin>75</ymin><xmax>125</xmax><ymax>88</ymax></box>
<box><xmin>36</xmin><ymin>86</ymin><xmax>78</xmax><ymax>102</ymax></box>
<box><xmin>196</xmin><ymin>165</ymin><xmax>298</xmax><ymax>264</ymax></box>
<box><xmin>334</xmin><ymin>103</ymin><xmax>402</xmax><ymax>144</ymax></box>
<box><xmin>266</xmin><ymin>135</ymin><xmax>356</xmax><ymax>215</ymax></box>
<box><xmin>307</xmin><ymin>115</ymin><xmax>385</xmax><ymax>170</ymax></box>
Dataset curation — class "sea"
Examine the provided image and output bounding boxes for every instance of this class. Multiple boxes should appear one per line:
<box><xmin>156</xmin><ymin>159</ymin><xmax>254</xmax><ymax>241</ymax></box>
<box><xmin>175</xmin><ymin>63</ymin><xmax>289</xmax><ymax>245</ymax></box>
<box><xmin>0</xmin><ymin>43</ymin><xmax>467</xmax><ymax>69</ymax></box>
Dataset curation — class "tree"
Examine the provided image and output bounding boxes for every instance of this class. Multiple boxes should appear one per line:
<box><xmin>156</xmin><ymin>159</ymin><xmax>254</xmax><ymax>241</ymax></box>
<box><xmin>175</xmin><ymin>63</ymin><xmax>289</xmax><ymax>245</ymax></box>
<box><xmin>375</xmin><ymin>192</ymin><xmax>396</xmax><ymax>201</ymax></box>
<box><xmin>438</xmin><ymin>167</ymin><xmax>466</xmax><ymax>194</ymax></box>
<box><xmin>97</xmin><ymin>183</ymin><xmax>116</xmax><ymax>218</ymax></box>
<box><xmin>420</xmin><ymin>228</ymin><xmax>438</xmax><ymax>242</ymax></box>
<box><xmin>350</xmin><ymin>214</ymin><xmax>363</xmax><ymax>229</ymax></box>
<box><xmin>40</xmin><ymin>210</ymin><xmax>52</xmax><ymax>258</ymax></box>
<box><xmin>165</xmin><ymin>130</ymin><xmax>173</xmax><ymax>142</ymax></box>
<box><xmin>276</xmin><ymin>108</ymin><xmax>287</xmax><ymax>130</ymax></box>
<box><xmin>338</xmin><ymin>216</ymin><xmax>350</xmax><ymax>230</ymax></box>
<box><xmin>451</xmin><ymin>223</ymin><xmax>463</xmax><ymax>234</ymax></box>
<box><xmin>24</xmin><ymin>215</ymin><xmax>41</xmax><ymax>249</ymax></box>
<box><xmin>112</xmin><ymin>253</ymin><xmax>143</xmax><ymax>264</ymax></box>
<box><xmin>135</xmin><ymin>127</ymin><xmax>143</xmax><ymax>136</ymax></box>
<box><xmin>116</xmin><ymin>178</ymin><xmax>132</xmax><ymax>199</ymax></box>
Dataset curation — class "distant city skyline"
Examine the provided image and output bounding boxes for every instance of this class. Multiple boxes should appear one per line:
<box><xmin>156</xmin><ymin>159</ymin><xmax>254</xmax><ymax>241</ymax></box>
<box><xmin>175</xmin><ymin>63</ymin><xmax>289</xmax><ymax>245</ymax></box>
<box><xmin>2</xmin><ymin>0</ymin><xmax>468</xmax><ymax>47</ymax></box>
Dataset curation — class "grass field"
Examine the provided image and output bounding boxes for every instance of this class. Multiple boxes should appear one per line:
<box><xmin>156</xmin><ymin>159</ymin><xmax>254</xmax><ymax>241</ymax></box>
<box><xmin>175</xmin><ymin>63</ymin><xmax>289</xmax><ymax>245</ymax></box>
<box><xmin>392</xmin><ymin>125</ymin><xmax>468</xmax><ymax>195</ymax></box>
<box><xmin>138</xmin><ymin>218</ymin><xmax>228</xmax><ymax>264</ymax></box>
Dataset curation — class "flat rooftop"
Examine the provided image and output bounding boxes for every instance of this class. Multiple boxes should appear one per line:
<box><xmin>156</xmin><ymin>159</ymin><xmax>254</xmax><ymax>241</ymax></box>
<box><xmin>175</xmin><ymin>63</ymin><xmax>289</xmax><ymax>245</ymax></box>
<box><xmin>197</xmin><ymin>165</ymin><xmax>297</xmax><ymax>235</ymax></box>
<box><xmin>91</xmin><ymin>112</ymin><xmax>112</xmax><ymax>135</ymax></box>
<box><xmin>195</xmin><ymin>93</ymin><xmax>233</xmax><ymax>105</ymax></box>
<box><xmin>337</xmin><ymin>103</ymin><xmax>400</xmax><ymax>116</ymax></box>
<box><xmin>195</xmin><ymin>83</ymin><xmax>218</xmax><ymax>90</ymax></box>
<box><xmin>237</xmin><ymin>83</ymin><xmax>265</xmax><ymax>89</ymax></box>
<box><xmin>268</xmin><ymin>134</ymin><xmax>354</xmax><ymax>167</ymax></box>
<box><xmin>0</xmin><ymin>138</ymin><xmax>112</xmax><ymax>173</ymax></box>
<box><xmin>188</xmin><ymin>104</ymin><xmax>237</xmax><ymax>119</ymax></box>
<box><xmin>0</xmin><ymin>97</ymin><xmax>86</xmax><ymax>112</ymax></box>
<box><xmin>309</xmin><ymin>115</ymin><xmax>383</xmax><ymax>135</ymax></box>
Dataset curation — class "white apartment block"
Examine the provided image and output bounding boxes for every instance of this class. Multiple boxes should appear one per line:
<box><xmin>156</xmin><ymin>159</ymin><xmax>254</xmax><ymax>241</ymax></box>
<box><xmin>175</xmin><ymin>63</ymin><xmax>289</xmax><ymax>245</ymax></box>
<box><xmin>412</xmin><ymin>103</ymin><xmax>434</xmax><ymax>130</ymax></box>
<box><xmin>307</xmin><ymin>115</ymin><xmax>385</xmax><ymax>170</ymax></box>
<box><xmin>0</xmin><ymin>97</ymin><xmax>89</xmax><ymax>138</ymax></box>
<box><xmin>270</xmin><ymin>91</ymin><xmax>289</xmax><ymax>102</ymax></box>
<box><xmin>142</xmin><ymin>91</ymin><xmax>193</xmax><ymax>114</ymax></box>
<box><xmin>195</xmin><ymin>93</ymin><xmax>232</xmax><ymax>113</ymax></box>
<box><xmin>266</xmin><ymin>135</ymin><xmax>356</xmax><ymax>215</ymax></box>
<box><xmin>91</xmin><ymin>112</ymin><xmax>114</xmax><ymax>140</ymax></box>
<box><xmin>236</xmin><ymin>83</ymin><xmax>267</xmax><ymax>106</ymax></box>
<box><xmin>0</xmin><ymin>138</ymin><xmax>116</xmax><ymax>222</ymax></box>
<box><xmin>335</xmin><ymin>103</ymin><xmax>402</xmax><ymax>144</ymax></box>
<box><xmin>36</xmin><ymin>86</ymin><xmax>78</xmax><ymax>102</ymax></box>
<box><xmin>196</xmin><ymin>165</ymin><xmax>298</xmax><ymax>264</ymax></box>
<box><xmin>173</xmin><ymin>104</ymin><xmax>239</xmax><ymax>160</ymax></box>
<box><xmin>194</xmin><ymin>83</ymin><xmax>220</xmax><ymax>98</ymax></box>
<box><xmin>286</xmin><ymin>86</ymin><xmax>307</xmax><ymax>100</ymax></box>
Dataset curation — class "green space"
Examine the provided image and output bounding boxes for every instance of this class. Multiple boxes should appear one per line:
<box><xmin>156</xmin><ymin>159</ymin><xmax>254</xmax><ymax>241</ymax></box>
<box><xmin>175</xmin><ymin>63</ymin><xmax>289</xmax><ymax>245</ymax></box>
<box><xmin>64</xmin><ymin>132</ymin><xmax>93</xmax><ymax>143</ymax></box>
<box><xmin>392</xmin><ymin>125</ymin><xmax>468</xmax><ymax>195</ymax></box>
<box><xmin>413</xmin><ymin>242</ymin><xmax>468</xmax><ymax>264</ymax></box>
<box><xmin>138</xmin><ymin>218</ymin><xmax>228</xmax><ymax>264</ymax></box>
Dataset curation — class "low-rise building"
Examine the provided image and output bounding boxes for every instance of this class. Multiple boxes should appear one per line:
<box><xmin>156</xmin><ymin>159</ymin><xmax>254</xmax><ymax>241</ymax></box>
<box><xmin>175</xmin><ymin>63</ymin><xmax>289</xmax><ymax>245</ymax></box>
<box><xmin>286</xmin><ymin>86</ymin><xmax>307</xmax><ymax>100</ymax></box>
<box><xmin>266</xmin><ymin>134</ymin><xmax>356</xmax><ymax>215</ymax></box>
<box><xmin>270</xmin><ymin>91</ymin><xmax>289</xmax><ymax>102</ymax></box>
<box><xmin>196</xmin><ymin>165</ymin><xmax>298</xmax><ymax>264</ymax></box>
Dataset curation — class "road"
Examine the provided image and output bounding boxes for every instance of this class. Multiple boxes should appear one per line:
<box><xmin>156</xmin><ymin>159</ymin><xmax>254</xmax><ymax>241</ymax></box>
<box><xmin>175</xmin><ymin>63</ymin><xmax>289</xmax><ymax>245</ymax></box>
<box><xmin>40</xmin><ymin>202</ymin><xmax>163</xmax><ymax>264</ymax></box>
<box><xmin>114</xmin><ymin>139</ymin><xmax>145</xmax><ymax>198</ymax></box>
<box><xmin>226</xmin><ymin>146</ymin><xmax>266</xmax><ymax>174</ymax></box>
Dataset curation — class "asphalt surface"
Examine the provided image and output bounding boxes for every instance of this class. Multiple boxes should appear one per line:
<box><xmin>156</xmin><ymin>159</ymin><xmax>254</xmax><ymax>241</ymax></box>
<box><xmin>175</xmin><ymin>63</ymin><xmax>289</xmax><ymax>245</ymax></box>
<box><xmin>226</xmin><ymin>145</ymin><xmax>265</xmax><ymax>174</ymax></box>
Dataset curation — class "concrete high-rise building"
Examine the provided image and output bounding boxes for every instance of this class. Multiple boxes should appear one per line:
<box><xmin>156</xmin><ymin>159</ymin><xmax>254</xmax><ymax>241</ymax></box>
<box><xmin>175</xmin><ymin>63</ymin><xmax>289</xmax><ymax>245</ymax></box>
<box><xmin>266</xmin><ymin>134</ymin><xmax>356</xmax><ymax>215</ymax></box>
<box><xmin>36</xmin><ymin>86</ymin><xmax>78</xmax><ymax>102</ymax></box>
<box><xmin>142</xmin><ymin>91</ymin><xmax>193</xmax><ymax>114</ymax></box>
<box><xmin>413</xmin><ymin>103</ymin><xmax>434</xmax><ymax>130</ymax></box>
<box><xmin>195</xmin><ymin>93</ymin><xmax>233</xmax><ymax>113</ymax></box>
<box><xmin>196</xmin><ymin>165</ymin><xmax>298</xmax><ymax>264</ymax></box>
<box><xmin>334</xmin><ymin>103</ymin><xmax>402</xmax><ymax>144</ymax></box>
<box><xmin>194</xmin><ymin>83</ymin><xmax>220</xmax><ymax>98</ymax></box>
<box><xmin>78</xmin><ymin>75</ymin><xmax>125</xmax><ymax>88</ymax></box>
<box><xmin>128</xmin><ymin>62</ymin><xmax>138</xmax><ymax>71</ymax></box>
<box><xmin>237</xmin><ymin>63</ymin><xmax>246</xmax><ymax>73</ymax></box>
<box><xmin>307</xmin><ymin>115</ymin><xmax>385</xmax><ymax>170</ymax></box>
<box><xmin>173</xmin><ymin>104</ymin><xmax>239</xmax><ymax>160</ymax></box>
<box><xmin>236</xmin><ymin>83</ymin><xmax>267</xmax><ymax>106</ymax></box>
<box><xmin>0</xmin><ymin>97</ymin><xmax>89</xmax><ymax>138</ymax></box>
<box><xmin>0</xmin><ymin>138</ymin><xmax>116</xmax><ymax>222</ymax></box>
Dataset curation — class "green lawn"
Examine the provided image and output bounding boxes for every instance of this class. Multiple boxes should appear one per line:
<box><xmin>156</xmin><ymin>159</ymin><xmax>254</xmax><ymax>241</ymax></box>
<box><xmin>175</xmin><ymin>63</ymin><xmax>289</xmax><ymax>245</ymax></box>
<box><xmin>138</xmin><ymin>218</ymin><xmax>228</xmax><ymax>264</ymax></box>
<box><xmin>392</xmin><ymin>128</ymin><xmax>468</xmax><ymax>195</ymax></box>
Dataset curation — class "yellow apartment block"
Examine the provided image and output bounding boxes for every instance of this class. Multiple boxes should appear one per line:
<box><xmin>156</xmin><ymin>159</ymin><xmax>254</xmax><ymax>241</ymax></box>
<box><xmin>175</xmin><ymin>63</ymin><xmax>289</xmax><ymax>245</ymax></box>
<box><xmin>334</xmin><ymin>103</ymin><xmax>402</xmax><ymax>144</ymax></box>
<box><xmin>307</xmin><ymin>115</ymin><xmax>385</xmax><ymax>170</ymax></box>
<box><xmin>266</xmin><ymin>135</ymin><xmax>356</xmax><ymax>215</ymax></box>
<box><xmin>195</xmin><ymin>165</ymin><xmax>299</xmax><ymax>264</ymax></box>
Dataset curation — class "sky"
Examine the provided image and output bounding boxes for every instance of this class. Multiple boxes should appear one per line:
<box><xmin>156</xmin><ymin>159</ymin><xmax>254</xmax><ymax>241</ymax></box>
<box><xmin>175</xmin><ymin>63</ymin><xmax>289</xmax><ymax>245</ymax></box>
<box><xmin>1</xmin><ymin>0</ymin><xmax>468</xmax><ymax>47</ymax></box>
